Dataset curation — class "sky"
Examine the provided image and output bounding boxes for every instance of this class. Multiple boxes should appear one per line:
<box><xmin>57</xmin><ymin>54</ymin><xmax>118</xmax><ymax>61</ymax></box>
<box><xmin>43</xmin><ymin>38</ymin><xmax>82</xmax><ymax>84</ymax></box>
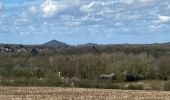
<box><xmin>0</xmin><ymin>0</ymin><xmax>170</xmax><ymax>45</ymax></box>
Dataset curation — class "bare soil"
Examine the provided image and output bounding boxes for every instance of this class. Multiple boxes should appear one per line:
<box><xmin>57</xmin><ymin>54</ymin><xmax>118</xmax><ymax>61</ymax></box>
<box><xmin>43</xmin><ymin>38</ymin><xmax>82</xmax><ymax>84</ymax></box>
<box><xmin>0</xmin><ymin>87</ymin><xmax>170</xmax><ymax>100</ymax></box>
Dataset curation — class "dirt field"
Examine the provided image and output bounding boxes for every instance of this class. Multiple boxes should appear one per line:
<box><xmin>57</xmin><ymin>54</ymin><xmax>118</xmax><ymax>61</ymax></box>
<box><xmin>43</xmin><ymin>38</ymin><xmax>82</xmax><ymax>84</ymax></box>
<box><xmin>0</xmin><ymin>87</ymin><xmax>170</xmax><ymax>100</ymax></box>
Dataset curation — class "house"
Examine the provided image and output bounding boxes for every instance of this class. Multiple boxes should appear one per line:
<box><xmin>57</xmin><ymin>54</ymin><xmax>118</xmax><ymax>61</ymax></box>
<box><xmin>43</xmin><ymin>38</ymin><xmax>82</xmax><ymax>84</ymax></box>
<box><xmin>0</xmin><ymin>46</ymin><xmax>14</xmax><ymax>53</ymax></box>
<box><xmin>0</xmin><ymin>47</ymin><xmax>4</xmax><ymax>52</ymax></box>
<box><xmin>99</xmin><ymin>73</ymin><xmax>116</xmax><ymax>80</ymax></box>
<box><xmin>17</xmin><ymin>48</ymin><xmax>27</xmax><ymax>52</ymax></box>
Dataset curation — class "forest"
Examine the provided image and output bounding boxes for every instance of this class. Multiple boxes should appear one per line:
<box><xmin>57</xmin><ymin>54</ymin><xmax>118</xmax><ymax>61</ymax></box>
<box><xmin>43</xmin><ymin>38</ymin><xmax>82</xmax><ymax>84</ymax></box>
<box><xmin>1</xmin><ymin>43</ymin><xmax>170</xmax><ymax>90</ymax></box>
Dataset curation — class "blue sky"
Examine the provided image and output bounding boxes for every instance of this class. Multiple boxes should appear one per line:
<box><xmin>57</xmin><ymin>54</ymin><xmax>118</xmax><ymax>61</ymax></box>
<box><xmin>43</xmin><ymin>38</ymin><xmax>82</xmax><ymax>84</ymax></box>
<box><xmin>0</xmin><ymin>0</ymin><xmax>170</xmax><ymax>45</ymax></box>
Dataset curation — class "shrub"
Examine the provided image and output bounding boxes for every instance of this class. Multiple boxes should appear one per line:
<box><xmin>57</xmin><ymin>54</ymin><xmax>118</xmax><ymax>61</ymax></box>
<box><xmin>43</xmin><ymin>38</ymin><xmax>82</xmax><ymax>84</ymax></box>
<box><xmin>0</xmin><ymin>68</ymin><xmax>8</xmax><ymax>78</ymax></box>
<box><xmin>77</xmin><ymin>79</ymin><xmax>122</xmax><ymax>89</ymax></box>
<box><xmin>30</xmin><ymin>48</ymin><xmax>38</xmax><ymax>56</ymax></box>
<box><xmin>11</xmin><ymin>68</ymin><xmax>33</xmax><ymax>78</ymax></box>
<box><xmin>163</xmin><ymin>81</ymin><xmax>170</xmax><ymax>91</ymax></box>
<box><xmin>151</xmin><ymin>82</ymin><xmax>162</xmax><ymax>90</ymax></box>
<box><xmin>35</xmin><ymin>69</ymin><xmax>45</xmax><ymax>79</ymax></box>
<box><xmin>45</xmin><ymin>73</ymin><xmax>63</xmax><ymax>86</ymax></box>
<box><xmin>125</xmin><ymin>84</ymin><xmax>143</xmax><ymax>90</ymax></box>
<box><xmin>77</xmin><ymin>79</ymin><xmax>97</xmax><ymax>88</ymax></box>
<box><xmin>98</xmin><ymin>83</ymin><xmax>121</xmax><ymax>89</ymax></box>
<box><xmin>0</xmin><ymin>78</ymin><xmax>47</xmax><ymax>86</ymax></box>
<box><xmin>62</xmin><ymin>77</ymin><xmax>80</xmax><ymax>87</ymax></box>
<box><xmin>116</xmin><ymin>74</ymin><xmax>126</xmax><ymax>82</ymax></box>
<box><xmin>125</xmin><ymin>74</ymin><xmax>140</xmax><ymax>82</ymax></box>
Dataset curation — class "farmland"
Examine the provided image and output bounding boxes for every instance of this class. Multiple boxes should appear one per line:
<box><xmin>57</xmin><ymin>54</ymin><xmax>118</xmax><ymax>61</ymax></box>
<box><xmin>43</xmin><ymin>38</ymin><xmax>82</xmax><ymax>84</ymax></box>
<box><xmin>0</xmin><ymin>87</ymin><xmax>170</xmax><ymax>100</ymax></box>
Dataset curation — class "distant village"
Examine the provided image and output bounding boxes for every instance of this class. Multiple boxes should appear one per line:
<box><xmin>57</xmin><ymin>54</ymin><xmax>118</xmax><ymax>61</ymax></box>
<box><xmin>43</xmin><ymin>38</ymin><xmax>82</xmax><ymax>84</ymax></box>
<box><xmin>0</xmin><ymin>44</ymin><xmax>47</xmax><ymax>54</ymax></box>
<box><xmin>0</xmin><ymin>40</ymin><xmax>70</xmax><ymax>54</ymax></box>
<box><xmin>0</xmin><ymin>46</ymin><xmax>14</xmax><ymax>53</ymax></box>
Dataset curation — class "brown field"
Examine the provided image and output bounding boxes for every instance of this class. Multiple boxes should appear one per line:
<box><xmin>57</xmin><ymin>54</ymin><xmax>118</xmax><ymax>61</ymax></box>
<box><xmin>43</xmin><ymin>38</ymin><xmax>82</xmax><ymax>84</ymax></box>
<box><xmin>0</xmin><ymin>87</ymin><xmax>170</xmax><ymax>100</ymax></box>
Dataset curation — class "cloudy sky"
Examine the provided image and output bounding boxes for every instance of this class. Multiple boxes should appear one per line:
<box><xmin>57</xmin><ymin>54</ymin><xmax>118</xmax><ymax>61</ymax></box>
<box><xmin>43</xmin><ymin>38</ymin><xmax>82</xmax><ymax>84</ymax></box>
<box><xmin>0</xmin><ymin>0</ymin><xmax>170</xmax><ymax>44</ymax></box>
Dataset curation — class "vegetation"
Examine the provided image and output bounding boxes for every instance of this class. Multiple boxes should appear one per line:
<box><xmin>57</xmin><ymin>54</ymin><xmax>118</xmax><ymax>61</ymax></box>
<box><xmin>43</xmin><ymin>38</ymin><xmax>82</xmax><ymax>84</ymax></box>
<box><xmin>1</xmin><ymin>44</ymin><xmax>170</xmax><ymax>90</ymax></box>
<box><xmin>163</xmin><ymin>81</ymin><xmax>170</xmax><ymax>91</ymax></box>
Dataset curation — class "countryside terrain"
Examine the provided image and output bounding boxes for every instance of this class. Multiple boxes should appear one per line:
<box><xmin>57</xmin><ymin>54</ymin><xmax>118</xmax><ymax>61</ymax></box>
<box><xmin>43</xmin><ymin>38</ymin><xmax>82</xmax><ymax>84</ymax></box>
<box><xmin>1</xmin><ymin>40</ymin><xmax>170</xmax><ymax>91</ymax></box>
<box><xmin>1</xmin><ymin>0</ymin><xmax>170</xmax><ymax>99</ymax></box>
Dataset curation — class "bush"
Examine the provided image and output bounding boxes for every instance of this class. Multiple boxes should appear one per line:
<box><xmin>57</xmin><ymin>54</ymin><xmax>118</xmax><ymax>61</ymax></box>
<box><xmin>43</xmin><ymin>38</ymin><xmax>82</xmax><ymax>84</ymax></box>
<box><xmin>0</xmin><ymin>69</ymin><xmax>8</xmax><ymax>78</ymax></box>
<box><xmin>151</xmin><ymin>82</ymin><xmax>162</xmax><ymax>90</ymax></box>
<box><xmin>116</xmin><ymin>74</ymin><xmax>126</xmax><ymax>82</ymax></box>
<box><xmin>125</xmin><ymin>74</ymin><xmax>140</xmax><ymax>82</ymax></box>
<box><xmin>35</xmin><ymin>69</ymin><xmax>45</xmax><ymax>78</ymax></box>
<box><xmin>0</xmin><ymin>78</ymin><xmax>47</xmax><ymax>86</ymax></box>
<box><xmin>61</xmin><ymin>77</ymin><xmax>80</xmax><ymax>87</ymax></box>
<box><xmin>45</xmin><ymin>73</ymin><xmax>63</xmax><ymax>86</ymax></box>
<box><xmin>98</xmin><ymin>83</ymin><xmax>121</xmax><ymax>89</ymax></box>
<box><xmin>125</xmin><ymin>84</ymin><xmax>143</xmax><ymax>90</ymax></box>
<box><xmin>77</xmin><ymin>79</ymin><xmax>97</xmax><ymax>88</ymax></box>
<box><xmin>163</xmin><ymin>81</ymin><xmax>170</xmax><ymax>91</ymax></box>
<box><xmin>76</xmin><ymin>79</ymin><xmax>121</xmax><ymax>89</ymax></box>
<box><xmin>11</xmin><ymin>68</ymin><xmax>33</xmax><ymax>78</ymax></box>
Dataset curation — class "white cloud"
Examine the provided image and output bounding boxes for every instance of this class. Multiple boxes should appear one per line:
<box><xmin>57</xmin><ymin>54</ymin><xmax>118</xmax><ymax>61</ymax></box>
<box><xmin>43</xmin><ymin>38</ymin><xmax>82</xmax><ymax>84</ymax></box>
<box><xmin>80</xmin><ymin>1</ymin><xmax>96</xmax><ymax>13</ymax></box>
<box><xmin>115</xmin><ymin>22</ymin><xmax>124</xmax><ymax>27</ymax></box>
<box><xmin>119</xmin><ymin>0</ymin><xmax>134</xmax><ymax>5</ymax></box>
<box><xmin>119</xmin><ymin>0</ymin><xmax>159</xmax><ymax>6</ymax></box>
<box><xmin>154</xmin><ymin>15</ymin><xmax>170</xmax><ymax>24</ymax></box>
<box><xmin>159</xmin><ymin>16</ymin><xmax>170</xmax><ymax>22</ymax></box>
<box><xmin>167</xmin><ymin>5</ymin><xmax>170</xmax><ymax>10</ymax></box>
<box><xmin>138</xmin><ymin>0</ymin><xmax>153</xmax><ymax>3</ymax></box>
<box><xmin>40</xmin><ymin>0</ymin><xmax>81</xmax><ymax>18</ymax></box>
<box><xmin>150</xmin><ymin>15</ymin><xmax>170</xmax><ymax>31</ymax></box>
<box><xmin>29</xmin><ymin>6</ymin><xmax>38</xmax><ymax>14</ymax></box>
<box><xmin>137</xmin><ymin>0</ymin><xmax>161</xmax><ymax>6</ymax></box>
<box><xmin>40</xmin><ymin>0</ymin><xmax>67</xmax><ymax>17</ymax></box>
<box><xmin>149</xmin><ymin>24</ymin><xmax>164</xmax><ymax>30</ymax></box>
<box><xmin>127</xmin><ymin>15</ymin><xmax>140</xmax><ymax>20</ymax></box>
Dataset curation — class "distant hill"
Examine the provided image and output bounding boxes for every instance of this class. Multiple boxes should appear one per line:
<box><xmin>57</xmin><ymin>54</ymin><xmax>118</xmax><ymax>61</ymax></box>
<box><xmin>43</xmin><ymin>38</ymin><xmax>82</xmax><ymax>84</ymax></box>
<box><xmin>42</xmin><ymin>40</ymin><xmax>70</xmax><ymax>48</ymax></box>
<box><xmin>1</xmin><ymin>40</ymin><xmax>170</xmax><ymax>49</ymax></box>
<box><xmin>78</xmin><ymin>43</ymin><xmax>99</xmax><ymax>47</ymax></box>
